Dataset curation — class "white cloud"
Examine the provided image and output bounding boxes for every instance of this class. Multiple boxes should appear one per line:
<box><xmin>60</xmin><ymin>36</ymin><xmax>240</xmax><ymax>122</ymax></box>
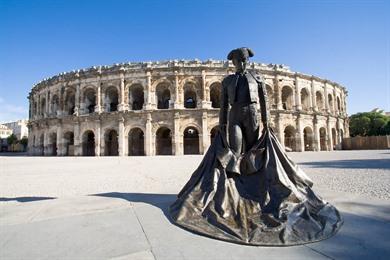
<box><xmin>0</xmin><ymin>97</ymin><xmax>28</xmax><ymax>123</ymax></box>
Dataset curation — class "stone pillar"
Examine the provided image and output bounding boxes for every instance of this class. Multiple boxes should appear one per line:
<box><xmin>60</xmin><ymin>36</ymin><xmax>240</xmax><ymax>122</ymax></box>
<box><xmin>275</xmin><ymin>76</ymin><xmax>283</xmax><ymax>110</ymax></box>
<box><xmin>118</xmin><ymin>117</ymin><xmax>125</xmax><ymax>156</ymax></box>
<box><xmin>313</xmin><ymin>117</ymin><xmax>320</xmax><ymax>151</ymax></box>
<box><xmin>95</xmin><ymin>120</ymin><xmax>101</xmax><ymax>156</ymax></box>
<box><xmin>296</xmin><ymin>115</ymin><xmax>304</xmax><ymax>152</ymax></box>
<box><xmin>43</xmin><ymin>132</ymin><xmax>49</xmax><ymax>155</ymax></box>
<box><xmin>56</xmin><ymin>125</ymin><xmax>63</xmax><ymax>156</ymax></box>
<box><xmin>276</xmin><ymin>115</ymin><xmax>284</xmax><ymax>147</ymax></box>
<box><xmin>324</xmin><ymin>82</ymin><xmax>330</xmax><ymax>113</ymax></box>
<box><xmin>201</xmin><ymin>112</ymin><xmax>210</xmax><ymax>154</ymax></box>
<box><xmin>45</xmin><ymin>90</ymin><xmax>49</xmax><ymax>117</ymax></box>
<box><xmin>295</xmin><ymin>76</ymin><xmax>302</xmax><ymax>111</ymax></box>
<box><xmin>145</xmin><ymin>113</ymin><xmax>153</xmax><ymax>155</ymax></box>
<box><xmin>74</xmin><ymin>122</ymin><xmax>81</xmax><ymax>156</ymax></box>
<box><xmin>75</xmin><ymin>83</ymin><xmax>80</xmax><ymax>114</ymax></box>
<box><xmin>327</xmin><ymin>118</ymin><xmax>333</xmax><ymax>151</ymax></box>
<box><xmin>95</xmin><ymin>81</ymin><xmax>102</xmax><ymax>113</ymax></box>
<box><xmin>311</xmin><ymin>79</ymin><xmax>317</xmax><ymax>112</ymax></box>
<box><xmin>201</xmin><ymin>70</ymin><xmax>211</xmax><ymax>108</ymax></box>
<box><xmin>144</xmin><ymin>71</ymin><xmax>154</xmax><ymax>110</ymax></box>
<box><xmin>333</xmin><ymin>87</ymin><xmax>338</xmax><ymax>115</ymax></box>
<box><xmin>174</xmin><ymin>112</ymin><xmax>182</xmax><ymax>155</ymax></box>
<box><xmin>118</xmin><ymin>74</ymin><xmax>128</xmax><ymax>111</ymax></box>
<box><xmin>173</xmin><ymin>73</ymin><xmax>182</xmax><ymax>109</ymax></box>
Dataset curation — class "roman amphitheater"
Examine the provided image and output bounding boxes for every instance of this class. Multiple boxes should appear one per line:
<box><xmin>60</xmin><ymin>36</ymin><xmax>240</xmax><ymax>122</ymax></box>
<box><xmin>27</xmin><ymin>60</ymin><xmax>348</xmax><ymax>156</ymax></box>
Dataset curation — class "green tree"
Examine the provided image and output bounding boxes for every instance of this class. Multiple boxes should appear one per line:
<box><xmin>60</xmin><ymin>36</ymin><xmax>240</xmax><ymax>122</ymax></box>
<box><xmin>349</xmin><ymin>112</ymin><xmax>390</xmax><ymax>136</ymax></box>
<box><xmin>6</xmin><ymin>134</ymin><xmax>18</xmax><ymax>145</ymax></box>
<box><xmin>19</xmin><ymin>136</ymin><xmax>28</xmax><ymax>147</ymax></box>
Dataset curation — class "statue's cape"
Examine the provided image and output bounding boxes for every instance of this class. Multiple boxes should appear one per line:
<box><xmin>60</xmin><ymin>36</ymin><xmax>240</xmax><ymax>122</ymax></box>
<box><xmin>169</xmin><ymin>127</ymin><xmax>343</xmax><ymax>246</ymax></box>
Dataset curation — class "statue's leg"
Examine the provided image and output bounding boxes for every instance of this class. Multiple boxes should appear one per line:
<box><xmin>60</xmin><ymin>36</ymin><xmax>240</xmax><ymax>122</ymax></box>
<box><xmin>242</xmin><ymin>105</ymin><xmax>260</xmax><ymax>152</ymax></box>
<box><xmin>229</xmin><ymin>124</ymin><xmax>243</xmax><ymax>155</ymax></box>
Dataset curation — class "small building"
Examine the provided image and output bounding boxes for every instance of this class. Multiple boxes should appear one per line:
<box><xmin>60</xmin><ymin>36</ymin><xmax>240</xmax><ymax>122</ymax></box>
<box><xmin>2</xmin><ymin>119</ymin><xmax>28</xmax><ymax>139</ymax></box>
<box><xmin>0</xmin><ymin>124</ymin><xmax>13</xmax><ymax>138</ymax></box>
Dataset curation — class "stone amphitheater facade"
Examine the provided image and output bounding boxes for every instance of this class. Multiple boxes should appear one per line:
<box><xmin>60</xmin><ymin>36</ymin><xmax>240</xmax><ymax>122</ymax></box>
<box><xmin>27</xmin><ymin>60</ymin><xmax>349</xmax><ymax>156</ymax></box>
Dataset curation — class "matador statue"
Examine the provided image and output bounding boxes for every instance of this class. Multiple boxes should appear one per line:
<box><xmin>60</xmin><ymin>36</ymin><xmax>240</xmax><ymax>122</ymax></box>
<box><xmin>169</xmin><ymin>48</ymin><xmax>343</xmax><ymax>246</ymax></box>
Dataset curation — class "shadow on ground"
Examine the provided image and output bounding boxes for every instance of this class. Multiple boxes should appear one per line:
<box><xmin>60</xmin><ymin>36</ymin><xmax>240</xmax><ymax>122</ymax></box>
<box><xmin>300</xmin><ymin>158</ymin><xmax>390</xmax><ymax>169</ymax></box>
<box><xmin>0</xmin><ymin>196</ymin><xmax>56</xmax><ymax>203</ymax></box>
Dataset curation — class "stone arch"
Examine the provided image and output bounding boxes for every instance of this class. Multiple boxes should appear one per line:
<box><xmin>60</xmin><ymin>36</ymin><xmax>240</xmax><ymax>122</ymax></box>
<box><xmin>104</xmin><ymin>129</ymin><xmax>119</xmax><ymax>156</ymax></box>
<box><xmin>128</xmin><ymin>128</ymin><xmax>145</xmax><ymax>156</ymax></box>
<box><xmin>316</xmin><ymin>91</ymin><xmax>324</xmax><ymax>112</ymax></box>
<box><xmin>65</xmin><ymin>88</ymin><xmax>76</xmax><ymax>115</ymax></box>
<box><xmin>300</xmin><ymin>88</ymin><xmax>310</xmax><ymax>111</ymax></box>
<box><xmin>303</xmin><ymin>126</ymin><xmax>314</xmax><ymax>151</ymax></box>
<box><xmin>156</xmin><ymin>83</ymin><xmax>171</xmax><ymax>109</ymax></box>
<box><xmin>183</xmin><ymin>126</ymin><xmax>200</xmax><ymax>154</ymax></box>
<box><xmin>284</xmin><ymin>125</ymin><xmax>296</xmax><ymax>151</ymax></box>
<box><xmin>105</xmin><ymin>86</ymin><xmax>119</xmax><ymax>112</ymax></box>
<box><xmin>209</xmin><ymin>82</ymin><xmax>221</xmax><ymax>108</ymax></box>
<box><xmin>83</xmin><ymin>87</ymin><xmax>96</xmax><ymax>114</ymax></box>
<box><xmin>82</xmin><ymin>130</ymin><xmax>95</xmax><ymax>156</ymax></box>
<box><xmin>319</xmin><ymin>127</ymin><xmax>327</xmax><ymax>151</ymax></box>
<box><xmin>183</xmin><ymin>82</ymin><xmax>198</xmax><ymax>109</ymax></box>
<box><xmin>51</xmin><ymin>95</ymin><xmax>59</xmax><ymax>116</ymax></box>
<box><xmin>328</xmin><ymin>94</ymin><xmax>334</xmax><ymax>113</ymax></box>
<box><xmin>281</xmin><ymin>86</ymin><xmax>293</xmax><ymax>110</ymax></box>
<box><xmin>265</xmin><ymin>84</ymin><xmax>274</xmax><ymax>109</ymax></box>
<box><xmin>40</xmin><ymin>98</ymin><xmax>46</xmax><ymax>117</ymax></box>
<box><xmin>210</xmin><ymin>125</ymin><xmax>219</xmax><ymax>145</ymax></box>
<box><xmin>49</xmin><ymin>132</ymin><xmax>57</xmax><ymax>156</ymax></box>
<box><xmin>156</xmin><ymin>127</ymin><xmax>172</xmax><ymax>155</ymax></box>
<box><xmin>63</xmin><ymin>131</ymin><xmax>74</xmax><ymax>156</ymax></box>
<box><xmin>129</xmin><ymin>84</ymin><xmax>144</xmax><ymax>110</ymax></box>
<box><xmin>336</xmin><ymin>96</ymin><xmax>341</xmax><ymax>112</ymax></box>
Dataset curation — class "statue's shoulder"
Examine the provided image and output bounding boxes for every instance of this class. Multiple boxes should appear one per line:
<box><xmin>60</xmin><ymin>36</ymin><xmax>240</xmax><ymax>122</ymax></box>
<box><xmin>222</xmin><ymin>74</ymin><xmax>236</xmax><ymax>87</ymax></box>
<box><xmin>247</xmin><ymin>70</ymin><xmax>264</xmax><ymax>83</ymax></box>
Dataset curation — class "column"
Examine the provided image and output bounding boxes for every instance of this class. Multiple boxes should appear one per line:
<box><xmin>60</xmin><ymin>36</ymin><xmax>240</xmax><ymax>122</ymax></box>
<box><xmin>276</xmin><ymin>115</ymin><xmax>284</xmax><ymax>147</ymax></box>
<box><xmin>56</xmin><ymin>125</ymin><xmax>63</xmax><ymax>156</ymax></box>
<box><xmin>173</xmin><ymin>72</ymin><xmax>182</xmax><ymax>109</ymax></box>
<box><xmin>95</xmin><ymin>120</ymin><xmax>101</xmax><ymax>156</ymax></box>
<box><xmin>173</xmin><ymin>112</ymin><xmax>182</xmax><ymax>155</ymax></box>
<box><xmin>75</xmin><ymin>83</ymin><xmax>80</xmax><ymax>115</ymax></box>
<box><xmin>45</xmin><ymin>90</ymin><xmax>49</xmax><ymax>117</ymax></box>
<box><xmin>144</xmin><ymin>71</ymin><xmax>154</xmax><ymax>110</ymax></box>
<box><xmin>95</xmin><ymin>80</ymin><xmax>102</xmax><ymax>113</ymax></box>
<box><xmin>145</xmin><ymin>113</ymin><xmax>153</xmax><ymax>155</ymax></box>
<box><xmin>295</xmin><ymin>76</ymin><xmax>302</xmax><ymax>111</ymax></box>
<box><xmin>43</xmin><ymin>132</ymin><xmax>49</xmax><ymax>155</ymax></box>
<box><xmin>324</xmin><ymin>82</ymin><xmax>330</xmax><ymax>113</ymax></box>
<box><xmin>313</xmin><ymin>117</ymin><xmax>320</xmax><ymax>151</ymax></box>
<box><xmin>327</xmin><ymin>118</ymin><xmax>333</xmax><ymax>151</ymax></box>
<box><xmin>201</xmin><ymin>70</ymin><xmax>211</xmax><ymax>108</ymax></box>
<box><xmin>296</xmin><ymin>115</ymin><xmax>304</xmax><ymax>152</ymax></box>
<box><xmin>118</xmin><ymin>117</ymin><xmax>125</xmax><ymax>156</ymax></box>
<box><xmin>333</xmin><ymin>87</ymin><xmax>338</xmax><ymax>115</ymax></box>
<box><xmin>201</xmin><ymin>112</ymin><xmax>209</xmax><ymax>154</ymax></box>
<box><xmin>118</xmin><ymin>74</ymin><xmax>127</xmax><ymax>111</ymax></box>
<box><xmin>275</xmin><ymin>76</ymin><xmax>283</xmax><ymax>110</ymax></box>
<box><xmin>74</xmin><ymin>122</ymin><xmax>81</xmax><ymax>156</ymax></box>
<box><xmin>311</xmin><ymin>79</ymin><xmax>317</xmax><ymax>112</ymax></box>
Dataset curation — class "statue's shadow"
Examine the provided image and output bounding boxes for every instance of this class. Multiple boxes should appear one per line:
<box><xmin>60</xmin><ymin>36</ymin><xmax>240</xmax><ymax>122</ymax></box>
<box><xmin>91</xmin><ymin>192</ymin><xmax>176</xmax><ymax>222</ymax></box>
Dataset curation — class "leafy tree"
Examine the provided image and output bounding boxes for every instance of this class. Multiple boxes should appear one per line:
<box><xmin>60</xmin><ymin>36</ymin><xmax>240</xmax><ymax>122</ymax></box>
<box><xmin>19</xmin><ymin>136</ymin><xmax>28</xmax><ymax>147</ymax></box>
<box><xmin>349</xmin><ymin>112</ymin><xmax>390</xmax><ymax>136</ymax></box>
<box><xmin>6</xmin><ymin>134</ymin><xmax>18</xmax><ymax>145</ymax></box>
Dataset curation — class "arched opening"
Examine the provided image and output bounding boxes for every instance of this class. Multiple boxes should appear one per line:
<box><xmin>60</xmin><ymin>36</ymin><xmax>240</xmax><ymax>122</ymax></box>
<box><xmin>129</xmin><ymin>84</ymin><xmax>144</xmax><ymax>110</ymax></box>
<box><xmin>105</xmin><ymin>86</ymin><xmax>119</xmax><ymax>112</ymax></box>
<box><xmin>210</xmin><ymin>82</ymin><xmax>221</xmax><ymax>108</ymax></box>
<box><xmin>328</xmin><ymin>94</ymin><xmax>334</xmax><ymax>113</ymax></box>
<box><xmin>82</xmin><ymin>130</ymin><xmax>95</xmax><ymax>156</ymax></box>
<box><xmin>316</xmin><ymin>91</ymin><xmax>324</xmax><ymax>112</ymax></box>
<box><xmin>51</xmin><ymin>95</ymin><xmax>59</xmax><ymax>117</ymax></box>
<box><xmin>156</xmin><ymin>84</ymin><xmax>171</xmax><ymax>109</ymax></box>
<box><xmin>184</xmin><ymin>84</ymin><xmax>197</xmax><ymax>108</ymax></box>
<box><xmin>64</xmin><ymin>132</ymin><xmax>74</xmax><ymax>156</ymax></box>
<box><xmin>39</xmin><ymin>134</ymin><xmax>44</xmax><ymax>156</ymax></box>
<box><xmin>49</xmin><ymin>132</ymin><xmax>57</xmax><ymax>156</ymax></box>
<box><xmin>128</xmin><ymin>128</ymin><xmax>145</xmax><ymax>156</ymax></box>
<box><xmin>300</xmin><ymin>88</ymin><xmax>310</xmax><ymax>111</ymax></box>
<box><xmin>40</xmin><ymin>98</ymin><xmax>46</xmax><ymax>117</ymax></box>
<box><xmin>266</xmin><ymin>84</ymin><xmax>274</xmax><ymax>109</ymax></box>
<box><xmin>183</xmin><ymin>127</ymin><xmax>200</xmax><ymax>154</ymax></box>
<box><xmin>156</xmin><ymin>127</ymin><xmax>172</xmax><ymax>155</ymax></box>
<box><xmin>84</xmin><ymin>88</ymin><xmax>96</xmax><ymax>114</ymax></box>
<box><xmin>281</xmin><ymin>86</ymin><xmax>293</xmax><ymax>110</ymax></box>
<box><xmin>332</xmin><ymin>128</ymin><xmax>337</xmax><ymax>148</ymax></box>
<box><xmin>303</xmin><ymin>127</ymin><xmax>314</xmax><ymax>151</ymax></box>
<box><xmin>284</xmin><ymin>125</ymin><xmax>296</xmax><ymax>151</ymax></box>
<box><xmin>104</xmin><ymin>129</ymin><xmax>118</xmax><ymax>156</ymax></box>
<box><xmin>65</xmin><ymin>90</ymin><xmax>76</xmax><ymax>115</ymax></box>
<box><xmin>319</xmin><ymin>127</ymin><xmax>327</xmax><ymax>151</ymax></box>
<box><xmin>336</xmin><ymin>96</ymin><xmax>341</xmax><ymax>113</ymax></box>
<box><xmin>210</xmin><ymin>126</ymin><xmax>219</xmax><ymax>145</ymax></box>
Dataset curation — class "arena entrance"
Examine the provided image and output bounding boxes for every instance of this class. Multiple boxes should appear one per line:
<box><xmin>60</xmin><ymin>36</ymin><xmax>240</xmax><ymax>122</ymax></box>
<box><xmin>319</xmin><ymin>127</ymin><xmax>327</xmax><ymax>151</ymax></box>
<box><xmin>64</xmin><ymin>132</ymin><xmax>74</xmax><ymax>156</ymax></box>
<box><xmin>284</xmin><ymin>125</ymin><xmax>296</xmax><ymax>151</ymax></box>
<box><xmin>303</xmin><ymin>127</ymin><xmax>314</xmax><ymax>151</ymax></box>
<box><xmin>104</xmin><ymin>130</ymin><xmax>119</xmax><ymax>156</ymax></box>
<box><xmin>183</xmin><ymin>127</ymin><xmax>199</xmax><ymax>154</ymax></box>
<box><xmin>156</xmin><ymin>127</ymin><xmax>172</xmax><ymax>155</ymax></box>
<box><xmin>82</xmin><ymin>131</ymin><xmax>95</xmax><ymax>156</ymax></box>
<box><xmin>128</xmin><ymin>128</ymin><xmax>145</xmax><ymax>156</ymax></box>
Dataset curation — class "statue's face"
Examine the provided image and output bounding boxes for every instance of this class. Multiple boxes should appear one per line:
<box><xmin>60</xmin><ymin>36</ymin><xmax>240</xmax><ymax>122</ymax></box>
<box><xmin>232</xmin><ymin>58</ymin><xmax>247</xmax><ymax>73</ymax></box>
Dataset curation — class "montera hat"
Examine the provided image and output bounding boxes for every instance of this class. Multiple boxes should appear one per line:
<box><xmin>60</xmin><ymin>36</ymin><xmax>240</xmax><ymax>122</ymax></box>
<box><xmin>227</xmin><ymin>47</ymin><xmax>254</xmax><ymax>61</ymax></box>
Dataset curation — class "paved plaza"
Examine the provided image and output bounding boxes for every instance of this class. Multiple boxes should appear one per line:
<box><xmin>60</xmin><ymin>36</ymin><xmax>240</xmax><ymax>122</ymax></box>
<box><xmin>0</xmin><ymin>150</ymin><xmax>389</xmax><ymax>259</ymax></box>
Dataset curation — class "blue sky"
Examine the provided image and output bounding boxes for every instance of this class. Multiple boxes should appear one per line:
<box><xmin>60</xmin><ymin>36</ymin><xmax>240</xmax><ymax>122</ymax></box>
<box><xmin>0</xmin><ymin>0</ymin><xmax>389</xmax><ymax>122</ymax></box>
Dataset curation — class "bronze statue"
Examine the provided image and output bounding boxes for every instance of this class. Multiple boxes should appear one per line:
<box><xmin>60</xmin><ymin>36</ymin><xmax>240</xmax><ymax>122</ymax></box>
<box><xmin>169</xmin><ymin>48</ymin><xmax>343</xmax><ymax>246</ymax></box>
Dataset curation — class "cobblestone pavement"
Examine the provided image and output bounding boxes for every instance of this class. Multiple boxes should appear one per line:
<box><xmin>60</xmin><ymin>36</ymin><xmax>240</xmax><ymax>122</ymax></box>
<box><xmin>0</xmin><ymin>150</ymin><xmax>389</xmax><ymax>200</ymax></box>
